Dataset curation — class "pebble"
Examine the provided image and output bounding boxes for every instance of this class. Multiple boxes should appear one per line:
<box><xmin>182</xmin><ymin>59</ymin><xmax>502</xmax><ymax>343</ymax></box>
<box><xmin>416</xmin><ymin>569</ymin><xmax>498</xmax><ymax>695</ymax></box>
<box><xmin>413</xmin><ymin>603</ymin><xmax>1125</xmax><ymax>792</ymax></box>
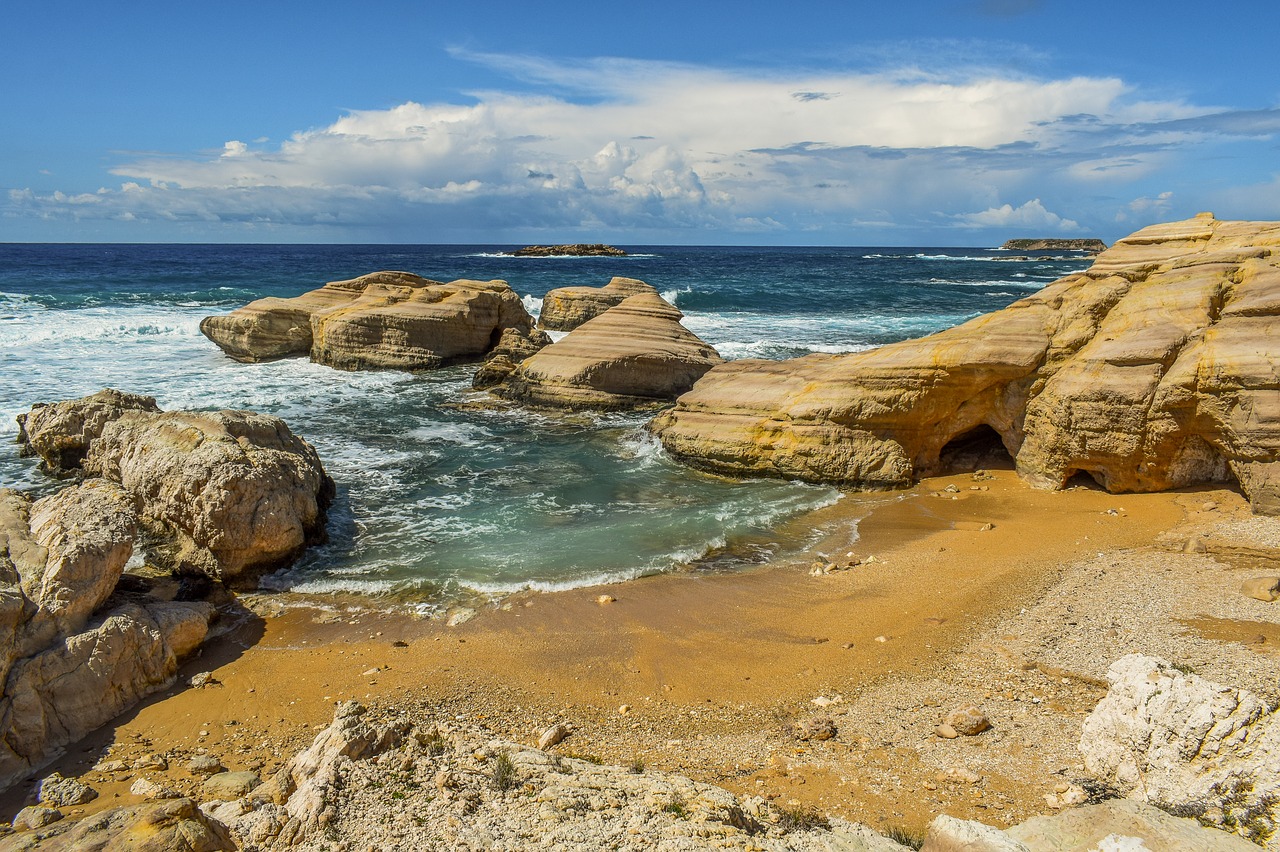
<box><xmin>935</xmin><ymin>724</ymin><xmax>959</xmax><ymax>739</ymax></box>
<box><xmin>597</xmin><ymin>595</ymin><xmax>616</xmax><ymax>605</ymax></box>
<box><xmin>943</xmin><ymin>706</ymin><xmax>992</xmax><ymax>736</ymax></box>
<box><xmin>538</xmin><ymin>724</ymin><xmax>569</xmax><ymax>750</ymax></box>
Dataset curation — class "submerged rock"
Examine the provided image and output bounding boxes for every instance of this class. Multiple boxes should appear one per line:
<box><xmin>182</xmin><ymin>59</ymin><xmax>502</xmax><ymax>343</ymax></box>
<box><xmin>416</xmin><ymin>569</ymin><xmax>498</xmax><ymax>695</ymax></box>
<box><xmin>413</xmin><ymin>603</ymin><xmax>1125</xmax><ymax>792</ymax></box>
<box><xmin>496</xmin><ymin>291</ymin><xmax>723</xmax><ymax>409</ymax></box>
<box><xmin>652</xmin><ymin>214</ymin><xmax>1280</xmax><ymax>513</ymax></box>
<box><xmin>200</xmin><ymin>270</ymin><xmax>536</xmax><ymax>370</ymax></box>
<box><xmin>538</xmin><ymin>276</ymin><xmax>658</xmax><ymax>331</ymax></box>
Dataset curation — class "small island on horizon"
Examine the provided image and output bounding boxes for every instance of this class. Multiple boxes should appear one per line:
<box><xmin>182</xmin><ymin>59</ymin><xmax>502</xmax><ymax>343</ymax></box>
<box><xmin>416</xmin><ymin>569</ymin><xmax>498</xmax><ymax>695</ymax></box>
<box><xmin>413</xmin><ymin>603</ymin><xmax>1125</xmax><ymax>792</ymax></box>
<box><xmin>1000</xmin><ymin>238</ymin><xmax>1107</xmax><ymax>253</ymax></box>
<box><xmin>505</xmin><ymin>243</ymin><xmax>628</xmax><ymax>257</ymax></box>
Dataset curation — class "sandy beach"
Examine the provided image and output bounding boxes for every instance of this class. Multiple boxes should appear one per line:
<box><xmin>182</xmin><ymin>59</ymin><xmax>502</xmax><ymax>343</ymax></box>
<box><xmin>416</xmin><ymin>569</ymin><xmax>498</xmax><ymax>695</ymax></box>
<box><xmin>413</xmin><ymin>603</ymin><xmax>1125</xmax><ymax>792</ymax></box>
<box><xmin>8</xmin><ymin>463</ymin><xmax>1276</xmax><ymax>840</ymax></box>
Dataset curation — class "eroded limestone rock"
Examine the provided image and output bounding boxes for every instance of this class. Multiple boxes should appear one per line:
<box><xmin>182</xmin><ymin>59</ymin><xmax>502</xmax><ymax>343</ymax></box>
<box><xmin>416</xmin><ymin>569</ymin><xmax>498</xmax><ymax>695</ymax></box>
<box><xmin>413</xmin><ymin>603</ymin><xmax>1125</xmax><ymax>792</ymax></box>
<box><xmin>16</xmin><ymin>389</ymin><xmax>158</xmax><ymax>476</ymax></box>
<box><xmin>538</xmin><ymin>276</ymin><xmax>658</xmax><ymax>331</ymax></box>
<box><xmin>652</xmin><ymin>215</ymin><xmax>1280</xmax><ymax>512</ymax></box>
<box><xmin>0</xmin><ymin>797</ymin><xmax>234</xmax><ymax>851</ymax></box>
<box><xmin>497</xmin><ymin>291</ymin><xmax>723</xmax><ymax>409</ymax></box>
<box><xmin>472</xmin><ymin>326</ymin><xmax>553</xmax><ymax>390</ymax></box>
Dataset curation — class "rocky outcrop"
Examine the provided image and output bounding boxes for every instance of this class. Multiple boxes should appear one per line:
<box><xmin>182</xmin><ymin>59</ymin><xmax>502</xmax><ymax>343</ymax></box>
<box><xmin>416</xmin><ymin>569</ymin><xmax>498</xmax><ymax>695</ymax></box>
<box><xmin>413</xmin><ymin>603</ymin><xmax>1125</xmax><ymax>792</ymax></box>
<box><xmin>471</xmin><ymin>327</ymin><xmax>552</xmax><ymax>389</ymax></box>
<box><xmin>496</xmin><ymin>292</ymin><xmax>723</xmax><ymax>409</ymax></box>
<box><xmin>0</xmin><ymin>797</ymin><xmax>235</xmax><ymax>851</ymax></box>
<box><xmin>506</xmin><ymin>243</ymin><xmax>627</xmax><ymax>257</ymax></box>
<box><xmin>0</xmin><ymin>485</ymin><xmax>215</xmax><ymax>793</ymax></box>
<box><xmin>1000</xmin><ymin>239</ymin><xmax>1107</xmax><ymax>253</ymax></box>
<box><xmin>201</xmin><ymin>271</ymin><xmax>535</xmax><ymax>370</ymax></box>
<box><xmin>538</xmin><ymin>276</ymin><xmax>657</xmax><ymax>331</ymax></box>
<box><xmin>18</xmin><ymin>392</ymin><xmax>333</xmax><ymax>586</ymax></box>
<box><xmin>16</xmin><ymin>389</ymin><xmax>159</xmax><ymax>476</ymax></box>
<box><xmin>1079</xmin><ymin>654</ymin><xmax>1280</xmax><ymax>848</ymax></box>
<box><xmin>652</xmin><ymin>215</ymin><xmax>1280</xmax><ymax>513</ymax></box>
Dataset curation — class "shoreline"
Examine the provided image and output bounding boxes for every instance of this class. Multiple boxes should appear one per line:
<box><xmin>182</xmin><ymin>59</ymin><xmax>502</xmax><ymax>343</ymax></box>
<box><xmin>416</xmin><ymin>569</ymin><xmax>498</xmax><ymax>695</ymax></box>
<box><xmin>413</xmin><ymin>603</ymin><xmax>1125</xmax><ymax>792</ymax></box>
<box><xmin>11</xmin><ymin>464</ymin><xmax>1276</xmax><ymax>839</ymax></box>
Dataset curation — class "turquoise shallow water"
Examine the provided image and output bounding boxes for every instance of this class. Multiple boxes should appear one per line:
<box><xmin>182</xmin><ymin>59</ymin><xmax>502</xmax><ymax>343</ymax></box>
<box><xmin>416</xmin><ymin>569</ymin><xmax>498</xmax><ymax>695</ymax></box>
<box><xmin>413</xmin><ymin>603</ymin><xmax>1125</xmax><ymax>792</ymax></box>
<box><xmin>0</xmin><ymin>244</ymin><xmax>1089</xmax><ymax>608</ymax></box>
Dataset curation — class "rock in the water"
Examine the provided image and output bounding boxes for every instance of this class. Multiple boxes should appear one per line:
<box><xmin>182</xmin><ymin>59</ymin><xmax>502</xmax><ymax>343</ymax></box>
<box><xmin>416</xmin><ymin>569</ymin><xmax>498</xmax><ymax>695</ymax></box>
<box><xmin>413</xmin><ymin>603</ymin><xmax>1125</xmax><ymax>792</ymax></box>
<box><xmin>507</xmin><ymin>243</ymin><xmax>627</xmax><ymax>257</ymax></box>
<box><xmin>497</xmin><ymin>291</ymin><xmax>723</xmax><ymax>409</ymax></box>
<box><xmin>538</xmin><ymin>276</ymin><xmax>658</xmax><ymax>331</ymax></box>
<box><xmin>1241</xmin><ymin>576</ymin><xmax>1280</xmax><ymax>602</ymax></box>
<box><xmin>1080</xmin><ymin>654</ymin><xmax>1280</xmax><ymax>846</ymax></box>
<box><xmin>1006</xmin><ymin>799</ymin><xmax>1259</xmax><ymax>852</ymax></box>
<box><xmin>651</xmin><ymin>215</ymin><xmax>1280</xmax><ymax>514</ymax></box>
<box><xmin>472</xmin><ymin>326</ymin><xmax>553</xmax><ymax>389</ymax></box>
<box><xmin>943</xmin><ymin>706</ymin><xmax>991</xmax><ymax>736</ymax></box>
<box><xmin>0</xmin><ymin>798</ymin><xmax>234</xmax><ymax>851</ymax></box>
<box><xmin>37</xmin><ymin>773</ymin><xmax>97</xmax><ymax>807</ymax></box>
<box><xmin>999</xmin><ymin>238</ymin><xmax>1107</xmax><ymax>253</ymax></box>
<box><xmin>15</xmin><ymin>389</ymin><xmax>159</xmax><ymax>476</ymax></box>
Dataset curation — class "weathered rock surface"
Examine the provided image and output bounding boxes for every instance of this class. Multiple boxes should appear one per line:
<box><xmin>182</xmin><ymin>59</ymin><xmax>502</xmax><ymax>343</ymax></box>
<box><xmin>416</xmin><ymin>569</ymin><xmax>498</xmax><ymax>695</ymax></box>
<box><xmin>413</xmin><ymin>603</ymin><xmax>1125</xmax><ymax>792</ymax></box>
<box><xmin>37</xmin><ymin>772</ymin><xmax>97</xmax><ymax>807</ymax></box>
<box><xmin>0</xmin><ymin>797</ymin><xmax>234</xmax><ymax>851</ymax></box>
<box><xmin>507</xmin><ymin>243</ymin><xmax>627</xmax><ymax>257</ymax></box>
<box><xmin>18</xmin><ymin>391</ymin><xmax>334</xmax><ymax>585</ymax></box>
<box><xmin>15</xmin><ymin>389</ymin><xmax>159</xmax><ymax>476</ymax></box>
<box><xmin>1080</xmin><ymin>654</ymin><xmax>1280</xmax><ymax>848</ymax></box>
<box><xmin>0</xmin><ymin>485</ymin><xmax>215</xmax><ymax>793</ymax></box>
<box><xmin>1006</xmin><ymin>799</ymin><xmax>1260</xmax><ymax>851</ymax></box>
<box><xmin>200</xmin><ymin>271</ymin><xmax>536</xmax><ymax>370</ymax></box>
<box><xmin>497</xmin><ymin>291</ymin><xmax>723</xmax><ymax>409</ymax></box>
<box><xmin>538</xmin><ymin>276</ymin><xmax>658</xmax><ymax>331</ymax></box>
<box><xmin>471</xmin><ymin>326</ymin><xmax>553</xmax><ymax>389</ymax></box>
<box><xmin>652</xmin><ymin>215</ymin><xmax>1280</xmax><ymax>513</ymax></box>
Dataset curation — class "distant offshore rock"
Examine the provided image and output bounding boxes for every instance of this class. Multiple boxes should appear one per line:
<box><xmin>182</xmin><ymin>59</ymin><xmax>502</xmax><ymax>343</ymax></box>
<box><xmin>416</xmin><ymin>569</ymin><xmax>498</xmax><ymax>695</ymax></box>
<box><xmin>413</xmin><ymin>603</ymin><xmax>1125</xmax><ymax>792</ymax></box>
<box><xmin>652</xmin><ymin>214</ymin><xmax>1280</xmax><ymax>515</ymax></box>
<box><xmin>1001</xmin><ymin>238</ymin><xmax>1107</xmax><ymax>253</ymax></box>
<box><xmin>505</xmin><ymin>243</ymin><xmax>627</xmax><ymax>257</ymax></box>
<box><xmin>200</xmin><ymin>271</ymin><xmax>534</xmax><ymax>370</ymax></box>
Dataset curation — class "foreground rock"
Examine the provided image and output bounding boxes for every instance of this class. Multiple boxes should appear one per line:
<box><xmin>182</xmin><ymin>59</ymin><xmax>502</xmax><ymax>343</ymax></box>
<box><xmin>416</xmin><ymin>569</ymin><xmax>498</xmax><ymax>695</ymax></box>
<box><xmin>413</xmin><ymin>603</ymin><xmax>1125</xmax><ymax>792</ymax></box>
<box><xmin>0</xmin><ymin>484</ymin><xmax>215</xmax><ymax>792</ymax></box>
<box><xmin>0</xmin><ymin>798</ymin><xmax>234</xmax><ymax>851</ymax></box>
<box><xmin>496</xmin><ymin>291</ymin><xmax>723</xmax><ymax>409</ymax></box>
<box><xmin>18</xmin><ymin>391</ymin><xmax>333</xmax><ymax>585</ymax></box>
<box><xmin>506</xmin><ymin>243</ymin><xmax>627</xmax><ymax>257</ymax></box>
<box><xmin>1080</xmin><ymin>654</ymin><xmax>1279</xmax><ymax>848</ymax></box>
<box><xmin>538</xmin><ymin>276</ymin><xmax>658</xmax><ymax>331</ymax></box>
<box><xmin>653</xmin><ymin>215</ymin><xmax>1280</xmax><ymax>513</ymax></box>
<box><xmin>201</xmin><ymin>271</ymin><xmax>535</xmax><ymax>370</ymax></box>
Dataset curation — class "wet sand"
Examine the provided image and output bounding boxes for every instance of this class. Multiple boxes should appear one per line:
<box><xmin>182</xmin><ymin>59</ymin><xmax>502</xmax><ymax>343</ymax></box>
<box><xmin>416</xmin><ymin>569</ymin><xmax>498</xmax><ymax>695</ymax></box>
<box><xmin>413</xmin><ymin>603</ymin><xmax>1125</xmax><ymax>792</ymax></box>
<box><xmin>1</xmin><ymin>467</ymin><xmax>1217</xmax><ymax>834</ymax></box>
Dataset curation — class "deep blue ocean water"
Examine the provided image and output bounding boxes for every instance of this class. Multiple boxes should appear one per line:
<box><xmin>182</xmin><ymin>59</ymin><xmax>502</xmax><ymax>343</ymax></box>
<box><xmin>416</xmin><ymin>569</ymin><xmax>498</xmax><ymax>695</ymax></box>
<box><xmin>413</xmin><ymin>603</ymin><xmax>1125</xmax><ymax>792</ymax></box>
<box><xmin>0</xmin><ymin>243</ymin><xmax>1089</xmax><ymax>609</ymax></box>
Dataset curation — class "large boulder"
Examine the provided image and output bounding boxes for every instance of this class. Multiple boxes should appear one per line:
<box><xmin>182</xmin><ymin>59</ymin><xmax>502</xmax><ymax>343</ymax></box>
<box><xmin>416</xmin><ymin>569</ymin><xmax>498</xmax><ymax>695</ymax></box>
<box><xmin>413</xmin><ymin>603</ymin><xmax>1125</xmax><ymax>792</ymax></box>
<box><xmin>1079</xmin><ymin>654</ymin><xmax>1280</xmax><ymax>848</ymax></box>
<box><xmin>651</xmin><ymin>214</ymin><xmax>1280</xmax><ymax>512</ymax></box>
<box><xmin>18</xmin><ymin>392</ymin><xmax>334</xmax><ymax>586</ymax></box>
<box><xmin>496</xmin><ymin>291</ymin><xmax>723</xmax><ymax>409</ymax></box>
<box><xmin>0</xmin><ymin>797</ymin><xmax>235</xmax><ymax>851</ymax></box>
<box><xmin>538</xmin><ymin>276</ymin><xmax>658</xmax><ymax>331</ymax></box>
<box><xmin>0</xmin><ymin>486</ymin><xmax>215</xmax><ymax>793</ymax></box>
<box><xmin>16</xmin><ymin>389</ymin><xmax>159</xmax><ymax>476</ymax></box>
<box><xmin>200</xmin><ymin>271</ymin><xmax>536</xmax><ymax>370</ymax></box>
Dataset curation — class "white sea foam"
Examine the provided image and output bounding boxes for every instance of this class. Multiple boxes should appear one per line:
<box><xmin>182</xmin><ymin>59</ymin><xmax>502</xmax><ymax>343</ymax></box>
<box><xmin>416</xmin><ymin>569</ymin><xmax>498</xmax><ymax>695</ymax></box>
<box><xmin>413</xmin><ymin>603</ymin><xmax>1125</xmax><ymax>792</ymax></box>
<box><xmin>521</xmin><ymin>294</ymin><xmax>543</xmax><ymax>317</ymax></box>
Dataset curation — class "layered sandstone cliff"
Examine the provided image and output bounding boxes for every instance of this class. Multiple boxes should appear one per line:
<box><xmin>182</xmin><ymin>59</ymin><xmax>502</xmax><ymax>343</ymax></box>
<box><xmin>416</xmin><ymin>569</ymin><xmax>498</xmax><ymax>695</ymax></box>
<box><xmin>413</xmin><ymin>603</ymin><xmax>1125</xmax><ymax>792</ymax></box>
<box><xmin>200</xmin><ymin>271</ymin><xmax>535</xmax><ymax>370</ymax></box>
<box><xmin>651</xmin><ymin>214</ymin><xmax>1280</xmax><ymax>513</ymax></box>
<box><xmin>496</xmin><ymin>292</ymin><xmax>723</xmax><ymax>409</ymax></box>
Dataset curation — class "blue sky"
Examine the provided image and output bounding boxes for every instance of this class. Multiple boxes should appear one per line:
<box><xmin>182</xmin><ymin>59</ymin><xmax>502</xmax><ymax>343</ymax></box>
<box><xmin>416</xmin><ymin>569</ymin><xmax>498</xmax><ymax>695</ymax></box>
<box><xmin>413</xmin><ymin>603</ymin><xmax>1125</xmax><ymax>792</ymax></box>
<box><xmin>3</xmin><ymin>0</ymin><xmax>1278</xmax><ymax>245</ymax></box>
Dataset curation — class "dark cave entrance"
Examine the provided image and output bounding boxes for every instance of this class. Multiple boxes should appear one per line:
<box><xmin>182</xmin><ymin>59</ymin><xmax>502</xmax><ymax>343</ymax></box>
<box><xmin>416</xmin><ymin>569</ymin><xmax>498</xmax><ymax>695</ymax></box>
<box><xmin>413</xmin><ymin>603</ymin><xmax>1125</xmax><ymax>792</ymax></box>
<box><xmin>938</xmin><ymin>424</ymin><xmax>1014</xmax><ymax>473</ymax></box>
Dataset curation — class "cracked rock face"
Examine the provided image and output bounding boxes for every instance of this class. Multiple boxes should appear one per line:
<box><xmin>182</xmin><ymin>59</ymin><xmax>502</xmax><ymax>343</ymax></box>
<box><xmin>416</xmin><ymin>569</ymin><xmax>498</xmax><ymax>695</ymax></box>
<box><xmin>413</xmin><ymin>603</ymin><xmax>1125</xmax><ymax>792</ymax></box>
<box><xmin>496</xmin><ymin>291</ymin><xmax>724</xmax><ymax>409</ymax></box>
<box><xmin>200</xmin><ymin>270</ymin><xmax>536</xmax><ymax>371</ymax></box>
<box><xmin>1080</xmin><ymin>654</ymin><xmax>1280</xmax><ymax>848</ymax></box>
<box><xmin>651</xmin><ymin>214</ymin><xmax>1280</xmax><ymax>513</ymax></box>
<box><xmin>0</xmin><ymin>486</ymin><xmax>215</xmax><ymax>793</ymax></box>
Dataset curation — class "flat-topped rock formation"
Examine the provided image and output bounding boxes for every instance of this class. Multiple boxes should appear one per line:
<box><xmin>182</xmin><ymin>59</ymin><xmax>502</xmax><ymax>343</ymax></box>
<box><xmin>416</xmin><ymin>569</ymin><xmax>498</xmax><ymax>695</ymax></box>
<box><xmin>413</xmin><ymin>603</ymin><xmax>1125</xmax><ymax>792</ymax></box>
<box><xmin>1001</xmin><ymin>238</ymin><xmax>1107</xmax><ymax>252</ymax></box>
<box><xmin>18</xmin><ymin>390</ymin><xmax>333</xmax><ymax>585</ymax></box>
<box><xmin>496</xmin><ymin>291</ymin><xmax>723</xmax><ymax>409</ymax></box>
<box><xmin>505</xmin><ymin>243</ymin><xmax>627</xmax><ymax>257</ymax></box>
<box><xmin>538</xmin><ymin>276</ymin><xmax>659</xmax><ymax>331</ymax></box>
<box><xmin>652</xmin><ymin>214</ymin><xmax>1280</xmax><ymax>514</ymax></box>
<box><xmin>201</xmin><ymin>271</ymin><xmax>535</xmax><ymax>371</ymax></box>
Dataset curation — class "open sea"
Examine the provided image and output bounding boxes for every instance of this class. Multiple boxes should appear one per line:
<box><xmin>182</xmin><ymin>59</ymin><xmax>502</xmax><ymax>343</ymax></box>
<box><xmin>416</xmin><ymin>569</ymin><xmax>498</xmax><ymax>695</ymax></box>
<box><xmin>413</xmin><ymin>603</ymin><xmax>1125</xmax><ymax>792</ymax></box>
<box><xmin>0</xmin><ymin>244</ymin><xmax>1089</xmax><ymax>611</ymax></box>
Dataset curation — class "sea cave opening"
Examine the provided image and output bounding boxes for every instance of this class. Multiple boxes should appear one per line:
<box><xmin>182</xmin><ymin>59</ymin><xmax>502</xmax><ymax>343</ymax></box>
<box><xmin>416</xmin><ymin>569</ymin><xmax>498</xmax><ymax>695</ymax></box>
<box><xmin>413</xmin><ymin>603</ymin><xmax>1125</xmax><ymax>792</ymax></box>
<box><xmin>938</xmin><ymin>424</ymin><xmax>1014</xmax><ymax>473</ymax></box>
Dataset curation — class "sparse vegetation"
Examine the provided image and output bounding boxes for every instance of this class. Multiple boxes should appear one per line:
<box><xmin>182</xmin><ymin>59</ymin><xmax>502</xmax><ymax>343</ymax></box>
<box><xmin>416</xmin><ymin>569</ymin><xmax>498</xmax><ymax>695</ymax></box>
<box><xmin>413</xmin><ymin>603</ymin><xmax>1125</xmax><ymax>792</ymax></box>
<box><xmin>421</xmin><ymin>731</ymin><xmax>448</xmax><ymax>756</ymax></box>
<box><xmin>883</xmin><ymin>824</ymin><xmax>924</xmax><ymax>850</ymax></box>
<box><xmin>662</xmin><ymin>794</ymin><xmax>689</xmax><ymax>819</ymax></box>
<box><xmin>776</xmin><ymin>804</ymin><xmax>830</xmax><ymax>832</ymax></box>
<box><xmin>492</xmin><ymin>751</ymin><xmax>518</xmax><ymax>792</ymax></box>
<box><xmin>564</xmin><ymin>750</ymin><xmax>604</xmax><ymax>765</ymax></box>
<box><xmin>628</xmin><ymin>755</ymin><xmax>645</xmax><ymax>774</ymax></box>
